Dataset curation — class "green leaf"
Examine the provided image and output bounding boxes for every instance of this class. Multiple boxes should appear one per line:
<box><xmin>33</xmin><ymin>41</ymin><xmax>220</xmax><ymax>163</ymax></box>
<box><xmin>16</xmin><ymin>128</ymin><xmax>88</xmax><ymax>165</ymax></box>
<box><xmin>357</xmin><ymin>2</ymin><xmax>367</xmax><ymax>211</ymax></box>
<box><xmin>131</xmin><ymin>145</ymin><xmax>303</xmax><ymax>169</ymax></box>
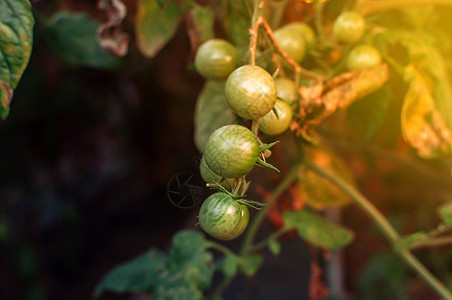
<box><xmin>240</xmin><ymin>253</ymin><xmax>263</xmax><ymax>277</ymax></box>
<box><xmin>136</xmin><ymin>0</ymin><xmax>190</xmax><ymax>58</ymax></box>
<box><xmin>255</xmin><ymin>158</ymin><xmax>280</xmax><ymax>173</ymax></box>
<box><xmin>258</xmin><ymin>141</ymin><xmax>279</xmax><ymax>153</ymax></box>
<box><xmin>157</xmin><ymin>230</ymin><xmax>214</xmax><ymax>297</ymax></box>
<box><xmin>284</xmin><ymin>209</ymin><xmax>354</xmax><ymax>250</ymax></box>
<box><xmin>194</xmin><ymin>81</ymin><xmax>235</xmax><ymax>151</ymax></box>
<box><xmin>0</xmin><ymin>0</ymin><xmax>34</xmax><ymax>118</ymax></box>
<box><xmin>44</xmin><ymin>12</ymin><xmax>122</xmax><ymax>69</ymax></box>
<box><xmin>93</xmin><ymin>248</ymin><xmax>167</xmax><ymax>297</ymax></box>
<box><xmin>188</xmin><ymin>5</ymin><xmax>214</xmax><ymax>44</ymax></box>
<box><xmin>348</xmin><ymin>85</ymin><xmax>391</xmax><ymax>139</ymax></box>
<box><xmin>94</xmin><ymin>230</ymin><xmax>214</xmax><ymax>299</ymax></box>
<box><xmin>438</xmin><ymin>202</ymin><xmax>452</xmax><ymax>227</ymax></box>
<box><xmin>268</xmin><ymin>239</ymin><xmax>281</xmax><ymax>256</ymax></box>
<box><xmin>216</xmin><ymin>254</ymin><xmax>239</xmax><ymax>278</ymax></box>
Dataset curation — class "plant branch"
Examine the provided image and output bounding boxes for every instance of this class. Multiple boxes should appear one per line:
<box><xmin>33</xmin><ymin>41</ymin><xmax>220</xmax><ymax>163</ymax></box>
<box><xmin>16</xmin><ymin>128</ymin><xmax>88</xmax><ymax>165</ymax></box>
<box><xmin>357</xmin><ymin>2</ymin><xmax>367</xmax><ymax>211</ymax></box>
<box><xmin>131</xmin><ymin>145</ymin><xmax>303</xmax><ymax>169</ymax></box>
<box><xmin>241</xmin><ymin>162</ymin><xmax>303</xmax><ymax>254</ymax></box>
<box><xmin>249</xmin><ymin>227</ymin><xmax>289</xmax><ymax>252</ymax></box>
<box><xmin>409</xmin><ymin>235</ymin><xmax>452</xmax><ymax>250</ymax></box>
<box><xmin>307</xmin><ymin>162</ymin><xmax>452</xmax><ymax>300</ymax></box>
<box><xmin>206</xmin><ymin>241</ymin><xmax>238</xmax><ymax>257</ymax></box>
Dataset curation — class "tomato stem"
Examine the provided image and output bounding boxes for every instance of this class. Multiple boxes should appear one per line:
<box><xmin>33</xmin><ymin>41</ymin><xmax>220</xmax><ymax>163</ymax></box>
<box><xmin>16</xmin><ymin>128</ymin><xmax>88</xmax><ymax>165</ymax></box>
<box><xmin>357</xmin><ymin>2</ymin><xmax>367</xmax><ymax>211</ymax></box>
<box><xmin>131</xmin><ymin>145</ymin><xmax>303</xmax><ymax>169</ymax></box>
<box><xmin>240</xmin><ymin>161</ymin><xmax>303</xmax><ymax>255</ymax></box>
<box><xmin>307</xmin><ymin>161</ymin><xmax>452</xmax><ymax>300</ymax></box>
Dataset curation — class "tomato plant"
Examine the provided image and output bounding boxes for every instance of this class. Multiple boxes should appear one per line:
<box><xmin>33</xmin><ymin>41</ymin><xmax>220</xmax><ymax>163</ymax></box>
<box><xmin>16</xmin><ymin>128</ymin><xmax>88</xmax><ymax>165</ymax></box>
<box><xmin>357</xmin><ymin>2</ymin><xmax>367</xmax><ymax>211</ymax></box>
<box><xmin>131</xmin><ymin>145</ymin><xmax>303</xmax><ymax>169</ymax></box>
<box><xmin>4</xmin><ymin>0</ymin><xmax>452</xmax><ymax>299</ymax></box>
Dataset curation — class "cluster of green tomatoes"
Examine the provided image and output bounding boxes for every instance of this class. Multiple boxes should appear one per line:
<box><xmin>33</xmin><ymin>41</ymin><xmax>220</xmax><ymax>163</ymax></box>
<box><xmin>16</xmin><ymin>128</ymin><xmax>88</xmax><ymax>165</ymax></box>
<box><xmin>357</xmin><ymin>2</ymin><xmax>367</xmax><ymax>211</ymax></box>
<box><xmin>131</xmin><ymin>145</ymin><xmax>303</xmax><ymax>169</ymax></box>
<box><xmin>194</xmin><ymin>11</ymin><xmax>380</xmax><ymax>241</ymax></box>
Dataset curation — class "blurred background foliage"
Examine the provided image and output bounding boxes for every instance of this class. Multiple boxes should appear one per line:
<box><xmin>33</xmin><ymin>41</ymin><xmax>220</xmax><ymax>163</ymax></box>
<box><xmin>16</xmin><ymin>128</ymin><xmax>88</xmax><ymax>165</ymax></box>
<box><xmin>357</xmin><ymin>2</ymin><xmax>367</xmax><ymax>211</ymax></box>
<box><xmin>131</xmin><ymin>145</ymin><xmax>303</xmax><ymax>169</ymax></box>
<box><xmin>1</xmin><ymin>0</ymin><xmax>452</xmax><ymax>299</ymax></box>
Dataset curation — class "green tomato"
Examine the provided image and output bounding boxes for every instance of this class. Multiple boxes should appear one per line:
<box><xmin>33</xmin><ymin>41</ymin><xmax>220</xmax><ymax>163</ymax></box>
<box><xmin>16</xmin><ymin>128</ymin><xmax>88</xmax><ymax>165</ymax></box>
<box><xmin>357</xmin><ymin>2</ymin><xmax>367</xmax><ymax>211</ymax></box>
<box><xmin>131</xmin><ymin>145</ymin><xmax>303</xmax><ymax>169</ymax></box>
<box><xmin>292</xmin><ymin>22</ymin><xmax>316</xmax><ymax>48</ymax></box>
<box><xmin>199</xmin><ymin>192</ymin><xmax>249</xmax><ymax>240</ymax></box>
<box><xmin>346</xmin><ymin>45</ymin><xmax>382</xmax><ymax>71</ymax></box>
<box><xmin>225</xmin><ymin>65</ymin><xmax>277</xmax><ymax>120</ymax></box>
<box><xmin>333</xmin><ymin>11</ymin><xmax>365</xmax><ymax>44</ymax></box>
<box><xmin>199</xmin><ymin>156</ymin><xmax>236</xmax><ymax>188</ymax></box>
<box><xmin>275</xmin><ymin>78</ymin><xmax>297</xmax><ymax>103</ymax></box>
<box><xmin>204</xmin><ymin>125</ymin><xmax>259</xmax><ymax>178</ymax></box>
<box><xmin>194</xmin><ymin>39</ymin><xmax>237</xmax><ymax>81</ymax></box>
<box><xmin>274</xmin><ymin>23</ymin><xmax>307</xmax><ymax>63</ymax></box>
<box><xmin>259</xmin><ymin>99</ymin><xmax>293</xmax><ymax>136</ymax></box>
<box><xmin>228</xmin><ymin>204</ymin><xmax>249</xmax><ymax>238</ymax></box>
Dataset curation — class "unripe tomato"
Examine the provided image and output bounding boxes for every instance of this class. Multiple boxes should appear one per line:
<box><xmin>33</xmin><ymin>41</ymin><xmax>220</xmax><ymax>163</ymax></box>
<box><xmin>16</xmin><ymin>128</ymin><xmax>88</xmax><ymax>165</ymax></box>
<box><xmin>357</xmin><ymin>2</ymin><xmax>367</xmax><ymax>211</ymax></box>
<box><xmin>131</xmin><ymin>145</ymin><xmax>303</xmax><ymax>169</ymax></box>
<box><xmin>204</xmin><ymin>125</ymin><xmax>259</xmax><ymax>178</ymax></box>
<box><xmin>225</xmin><ymin>65</ymin><xmax>277</xmax><ymax>120</ymax></box>
<box><xmin>333</xmin><ymin>11</ymin><xmax>365</xmax><ymax>44</ymax></box>
<box><xmin>274</xmin><ymin>23</ymin><xmax>307</xmax><ymax>63</ymax></box>
<box><xmin>194</xmin><ymin>39</ymin><xmax>237</xmax><ymax>81</ymax></box>
<box><xmin>199</xmin><ymin>156</ymin><xmax>237</xmax><ymax>188</ymax></box>
<box><xmin>259</xmin><ymin>99</ymin><xmax>293</xmax><ymax>136</ymax></box>
<box><xmin>199</xmin><ymin>192</ymin><xmax>249</xmax><ymax>240</ymax></box>
<box><xmin>228</xmin><ymin>204</ymin><xmax>249</xmax><ymax>237</ymax></box>
<box><xmin>275</xmin><ymin>78</ymin><xmax>297</xmax><ymax>103</ymax></box>
<box><xmin>346</xmin><ymin>45</ymin><xmax>382</xmax><ymax>71</ymax></box>
<box><xmin>294</xmin><ymin>22</ymin><xmax>316</xmax><ymax>48</ymax></box>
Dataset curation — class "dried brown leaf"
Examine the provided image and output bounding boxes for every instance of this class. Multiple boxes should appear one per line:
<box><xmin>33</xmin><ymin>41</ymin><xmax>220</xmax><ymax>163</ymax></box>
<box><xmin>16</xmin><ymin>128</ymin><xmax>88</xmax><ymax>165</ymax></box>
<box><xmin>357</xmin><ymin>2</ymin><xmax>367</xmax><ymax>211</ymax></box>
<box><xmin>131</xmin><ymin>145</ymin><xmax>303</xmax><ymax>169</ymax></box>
<box><xmin>97</xmin><ymin>0</ymin><xmax>129</xmax><ymax>56</ymax></box>
<box><xmin>298</xmin><ymin>64</ymin><xmax>390</xmax><ymax>127</ymax></box>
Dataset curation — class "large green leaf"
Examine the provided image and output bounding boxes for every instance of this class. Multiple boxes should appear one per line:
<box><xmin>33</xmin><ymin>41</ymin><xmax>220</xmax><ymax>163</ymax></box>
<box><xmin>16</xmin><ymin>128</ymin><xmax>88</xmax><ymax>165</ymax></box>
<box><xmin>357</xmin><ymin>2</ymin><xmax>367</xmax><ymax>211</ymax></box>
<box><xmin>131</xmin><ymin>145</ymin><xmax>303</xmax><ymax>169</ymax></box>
<box><xmin>136</xmin><ymin>0</ymin><xmax>192</xmax><ymax>58</ymax></box>
<box><xmin>44</xmin><ymin>12</ymin><xmax>122</xmax><ymax>69</ymax></box>
<box><xmin>284</xmin><ymin>210</ymin><xmax>354</xmax><ymax>250</ymax></box>
<box><xmin>154</xmin><ymin>230</ymin><xmax>214</xmax><ymax>299</ymax></box>
<box><xmin>348</xmin><ymin>85</ymin><xmax>391</xmax><ymax>139</ymax></box>
<box><xmin>194</xmin><ymin>81</ymin><xmax>235</xmax><ymax>151</ymax></box>
<box><xmin>94</xmin><ymin>231</ymin><xmax>214</xmax><ymax>299</ymax></box>
<box><xmin>0</xmin><ymin>0</ymin><xmax>34</xmax><ymax>118</ymax></box>
<box><xmin>93</xmin><ymin>248</ymin><xmax>167</xmax><ymax>297</ymax></box>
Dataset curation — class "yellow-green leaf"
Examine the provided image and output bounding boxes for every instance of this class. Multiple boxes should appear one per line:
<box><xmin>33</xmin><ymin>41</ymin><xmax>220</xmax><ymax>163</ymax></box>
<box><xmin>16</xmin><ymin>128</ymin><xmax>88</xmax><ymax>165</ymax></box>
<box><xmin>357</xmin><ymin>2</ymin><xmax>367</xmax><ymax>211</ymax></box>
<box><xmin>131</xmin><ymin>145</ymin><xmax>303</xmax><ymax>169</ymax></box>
<box><xmin>297</xmin><ymin>145</ymin><xmax>353</xmax><ymax>210</ymax></box>
<box><xmin>401</xmin><ymin>68</ymin><xmax>452</xmax><ymax>158</ymax></box>
<box><xmin>284</xmin><ymin>209</ymin><xmax>354</xmax><ymax>250</ymax></box>
<box><xmin>136</xmin><ymin>0</ymin><xmax>190</xmax><ymax>58</ymax></box>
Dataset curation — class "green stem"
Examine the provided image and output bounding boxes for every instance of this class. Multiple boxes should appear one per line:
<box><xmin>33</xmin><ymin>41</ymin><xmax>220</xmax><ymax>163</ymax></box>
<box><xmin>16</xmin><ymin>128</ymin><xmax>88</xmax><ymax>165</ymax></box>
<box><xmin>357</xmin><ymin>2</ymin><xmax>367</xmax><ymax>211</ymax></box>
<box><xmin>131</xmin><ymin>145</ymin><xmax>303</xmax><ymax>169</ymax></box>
<box><xmin>306</xmin><ymin>162</ymin><xmax>398</xmax><ymax>241</ymax></box>
<box><xmin>314</xmin><ymin>3</ymin><xmax>325</xmax><ymax>40</ymax></box>
<box><xmin>307</xmin><ymin>162</ymin><xmax>452</xmax><ymax>300</ymax></box>
<box><xmin>212</xmin><ymin>275</ymin><xmax>233</xmax><ymax>297</ymax></box>
<box><xmin>409</xmin><ymin>236</ymin><xmax>452</xmax><ymax>250</ymax></box>
<box><xmin>206</xmin><ymin>241</ymin><xmax>238</xmax><ymax>257</ymax></box>
<box><xmin>249</xmin><ymin>227</ymin><xmax>289</xmax><ymax>252</ymax></box>
<box><xmin>241</xmin><ymin>162</ymin><xmax>303</xmax><ymax>254</ymax></box>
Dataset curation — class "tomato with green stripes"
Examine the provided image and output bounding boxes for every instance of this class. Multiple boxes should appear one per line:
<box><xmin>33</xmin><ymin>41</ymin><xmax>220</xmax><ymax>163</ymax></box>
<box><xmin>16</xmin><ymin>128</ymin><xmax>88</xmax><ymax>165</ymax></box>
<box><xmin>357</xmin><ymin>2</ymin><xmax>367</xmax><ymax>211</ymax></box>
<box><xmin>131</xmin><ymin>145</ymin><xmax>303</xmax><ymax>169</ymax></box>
<box><xmin>198</xmin><ymin>192</ymin><xmax>249</xmax><ymax>240</ymax></box>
